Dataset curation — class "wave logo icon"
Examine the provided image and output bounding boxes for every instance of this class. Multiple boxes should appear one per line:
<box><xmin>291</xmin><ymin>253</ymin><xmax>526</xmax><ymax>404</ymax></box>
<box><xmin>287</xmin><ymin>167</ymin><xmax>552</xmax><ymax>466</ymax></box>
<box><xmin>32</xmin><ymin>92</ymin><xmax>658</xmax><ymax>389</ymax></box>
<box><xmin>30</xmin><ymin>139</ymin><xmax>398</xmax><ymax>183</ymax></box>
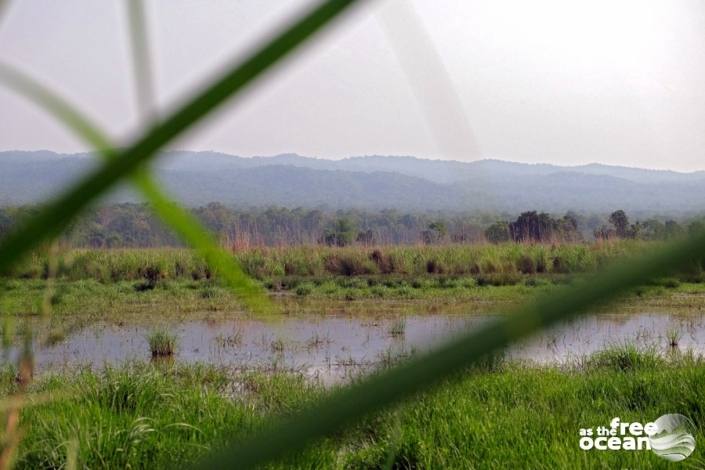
<box><xmin>649</xmin><ymin>414</ymin><xmax>696</xmax><ymax>462</ymax></box>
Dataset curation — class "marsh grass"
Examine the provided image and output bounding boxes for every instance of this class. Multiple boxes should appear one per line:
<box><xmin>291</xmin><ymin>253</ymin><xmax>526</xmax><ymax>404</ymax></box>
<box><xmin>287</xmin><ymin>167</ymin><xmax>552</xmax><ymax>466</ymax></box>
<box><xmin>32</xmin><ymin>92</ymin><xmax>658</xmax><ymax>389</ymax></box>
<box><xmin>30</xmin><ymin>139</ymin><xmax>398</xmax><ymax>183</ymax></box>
<box><xmin>306</xmin><ymin>333</ymin><xmax>330</xmax><ymax>350</ymax></box>
<box><xmin>387</xmin><ymin>318</ymin><xmax>406</xmax><ymax>338</ymax></box>
<box><xmin>5</xmin><ymin>364</ymin><xmax>321</xmax><ymax>469</ymax></box>
<box><xmin>5</xmin><ymin>351</ymin><xmax>705</xmax><ymax>469</ymax></box>
<box><xmin>270</xmin><ymin>338</ymin><xmax>285</xmax><ymax>354</ymax></box>
<box><xmin>582</xmin><ymin>344</ymin><xmax>664</xmax><ymax>371</ymax></box>
<box><xmin>147</xmin><ymin>331</ymin><xmax>177</xmax><ymax>357</ymax></box>
<box><xmin>7</xmin><ymin>243</ymin><xmax>701</xmax><ymax>307</ymax></box>
<box><xmin>236</xmin><ymin>241</ymin><xmax>663</xmax><ymax>280</ymax></box>
<box><xmin>44</xmin><ymin>329</ymin><xmax>65</xmax><ymax>346</ymax></box>
<box><xmin>5</xmin><ymin>241</ymin><xmax>671</xmax><ymax>283</ymax></box>
<box><xmin>377</xmin><ymin>348</ymin><xmax>408</xmax><ymax>369</ymax></box>
<box><xmin>215</xmin><ymin>330</ymin><xmax>243</xmax><ymax>349</ymax></box>
<box><xmin>2</xmin><ymin>275</ymin><xmax>705</xmax><ymax>321</ymax></box>
<box><xmin>667</xmin><ymin>328</ymin><xmax>682</xmax><ymax>349</ymax></box>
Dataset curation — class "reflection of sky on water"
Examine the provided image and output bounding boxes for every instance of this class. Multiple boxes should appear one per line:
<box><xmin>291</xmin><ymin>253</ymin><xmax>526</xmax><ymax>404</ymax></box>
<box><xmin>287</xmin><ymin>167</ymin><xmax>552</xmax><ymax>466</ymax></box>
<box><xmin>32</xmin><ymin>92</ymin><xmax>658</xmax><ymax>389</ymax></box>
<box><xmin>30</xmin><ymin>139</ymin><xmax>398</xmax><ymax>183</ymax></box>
<box><xmin>10</xmin><ymin>312</ymin><xmax>705</xmax><ymax>384</ymax></box>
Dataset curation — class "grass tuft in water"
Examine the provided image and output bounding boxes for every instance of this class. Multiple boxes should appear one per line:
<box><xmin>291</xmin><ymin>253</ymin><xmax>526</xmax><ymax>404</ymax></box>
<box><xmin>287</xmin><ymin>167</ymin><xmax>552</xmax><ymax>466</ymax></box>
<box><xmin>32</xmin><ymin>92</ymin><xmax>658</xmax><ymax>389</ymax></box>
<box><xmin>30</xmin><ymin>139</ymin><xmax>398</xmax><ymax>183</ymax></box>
<box><xmin>582</xmin><ymin>344</ymin><xmax>662</xmax><ymax>372</ymax></box>
<box><xmin>387</xmin><ymin>318</ymin><xmax>406</xmax><ymax>338</ymax></box>
<box><xmin>666</xmin><ymin>328</ymin><xmax>682</xmax><ymax>349</ymax></box>
<box><xmin>147</xmin><ymin>330</ymin><xmax>177</xmax><ymax>357</ymax></box>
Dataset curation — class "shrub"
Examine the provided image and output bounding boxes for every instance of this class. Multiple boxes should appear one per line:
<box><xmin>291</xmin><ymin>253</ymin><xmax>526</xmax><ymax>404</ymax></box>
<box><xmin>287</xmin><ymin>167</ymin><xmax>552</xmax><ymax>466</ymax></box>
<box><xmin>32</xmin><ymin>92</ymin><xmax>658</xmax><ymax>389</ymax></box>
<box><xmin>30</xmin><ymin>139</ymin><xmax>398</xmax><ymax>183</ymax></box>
<box><xmin>516</xmin><ymin>255</ymin><xmax>535</xmax><ymax>274</ymax></box>
<box><xmin>369</xmin><ymin>249</ymin><xmax>393</xmax><ymax>274</ymax></box>
<box><xmin>426</xmin><ymin>259</ymin><xmax>445</xmax><ymax>274</ymax></box>
<box><xmin>535</xmin><ymin>256</ymin><xmax>547</xmax><ymax>273</ymax></box>
<box><xmin>551</xmin><ymin>256</ymin><xmax>569</xmax><ymax>274</ymax></box>
<box><xmin>295</xmin><ymin>284</ymin><xmax>313</xmax><ymax>297</ymax></box>
<box><xmin>324</xmin><ymin>253</ymin><xmax>373</xmax><ymax>276</ymax></box>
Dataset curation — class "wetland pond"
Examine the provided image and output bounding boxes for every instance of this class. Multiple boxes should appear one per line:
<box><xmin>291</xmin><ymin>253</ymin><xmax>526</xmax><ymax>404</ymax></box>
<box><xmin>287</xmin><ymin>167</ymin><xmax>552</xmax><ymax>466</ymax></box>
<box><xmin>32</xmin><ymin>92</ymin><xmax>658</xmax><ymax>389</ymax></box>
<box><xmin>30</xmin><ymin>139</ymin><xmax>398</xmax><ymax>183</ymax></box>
<box><xmin>13</xmin><ymin>311</ymin><xmax>705</xmax><ymax>383</ymax></box>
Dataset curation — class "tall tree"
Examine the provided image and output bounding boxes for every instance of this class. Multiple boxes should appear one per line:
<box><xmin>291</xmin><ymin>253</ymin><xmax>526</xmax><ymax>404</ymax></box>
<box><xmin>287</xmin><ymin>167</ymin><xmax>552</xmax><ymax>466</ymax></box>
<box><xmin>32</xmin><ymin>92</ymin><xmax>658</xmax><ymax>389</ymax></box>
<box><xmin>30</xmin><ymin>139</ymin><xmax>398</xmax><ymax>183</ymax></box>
<box><xmin>608</xmin><ymin>210</ymin><xmax>630</xmax><ymax>238</ymax></box>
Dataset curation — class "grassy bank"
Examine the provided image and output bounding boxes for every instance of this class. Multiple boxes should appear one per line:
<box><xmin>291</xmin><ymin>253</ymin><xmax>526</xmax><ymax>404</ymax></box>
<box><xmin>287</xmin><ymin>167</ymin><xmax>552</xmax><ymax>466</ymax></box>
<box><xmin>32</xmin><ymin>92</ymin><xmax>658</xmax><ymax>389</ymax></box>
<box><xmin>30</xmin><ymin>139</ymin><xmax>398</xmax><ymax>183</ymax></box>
<box><xmin>1</xmin><ymin>275</ymin><xmax>704</xmax><ymax>319</ymax></box>
<box><xmin>1</xmin><ymin>241</ymin><xmax>704</xmax><ymax>318</ymax></box>
<box><xmin>4</xmin><ymin>348</ymin><xmax>705</xmax><ymax>469</ymax></box>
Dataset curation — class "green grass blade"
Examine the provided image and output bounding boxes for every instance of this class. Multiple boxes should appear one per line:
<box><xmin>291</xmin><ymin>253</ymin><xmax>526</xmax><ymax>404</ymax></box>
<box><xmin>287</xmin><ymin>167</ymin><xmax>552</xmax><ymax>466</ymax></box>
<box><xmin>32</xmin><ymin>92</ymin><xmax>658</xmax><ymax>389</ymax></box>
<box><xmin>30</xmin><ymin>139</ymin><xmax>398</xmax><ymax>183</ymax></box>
<box><xmin>0</xmin><ymin>0</ymin><xmax>9</xmax><ymax>27</ymax></box>
<box><xmin>0</xmin><ymin>64</ymin><xmax>270</xmax><ymax>312</ymax></box>
<box><xmin>0</xmin><ymin>64</ymin><xmax>113</xmax><ymax>152</ymax></box>
<box><xmin>0</xmin><ymin>0</ymin><xmax>358</xmax><ymax>275</ymax></box>
<box><xmin>121</xmin><ymin>1</ymin><xmax>268</xmax><ymax>311</ymax></box>
<box><xmin>126</xmin><ymin>0</ymin><xmax>156</xmax><ymax>122</ymax></box>
<box><xmin>134</xmin><ymin>173</ymin><xmax>271</xmax><ymax>312</ymax></box>
<box><xmin>194</xmin><ymin>230</ymin><xmax>705</xmax><ymax>469</ymax></box>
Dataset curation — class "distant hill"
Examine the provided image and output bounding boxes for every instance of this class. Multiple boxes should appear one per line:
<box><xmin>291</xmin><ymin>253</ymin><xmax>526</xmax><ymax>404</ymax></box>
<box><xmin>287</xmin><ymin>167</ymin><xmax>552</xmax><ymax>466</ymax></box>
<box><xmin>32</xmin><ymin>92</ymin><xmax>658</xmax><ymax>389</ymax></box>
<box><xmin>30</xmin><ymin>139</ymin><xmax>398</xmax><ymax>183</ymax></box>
<box><xmin>1</xmin><ymin>150</ymin><xmax>704</xmax><ymax>214</ymax></box>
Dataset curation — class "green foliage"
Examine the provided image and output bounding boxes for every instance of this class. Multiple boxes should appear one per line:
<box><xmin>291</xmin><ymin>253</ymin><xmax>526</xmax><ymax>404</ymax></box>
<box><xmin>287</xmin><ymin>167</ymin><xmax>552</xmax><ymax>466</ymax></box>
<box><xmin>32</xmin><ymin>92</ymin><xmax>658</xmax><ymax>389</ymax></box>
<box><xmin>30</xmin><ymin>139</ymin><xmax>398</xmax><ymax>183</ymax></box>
<box><xmin>10</xmin><ymin>365</ymin><xmax>321</xmax><ymax>469</ymax></box>
<box><xmin>609</xmin><ymin>209</ymin><xmax>630</xmax><ymax>237</ymax></box>
<box><xmin>508</xmin><ymin>211</ymin><xmax>581</xmax><ymax>242</ymax></box>
<box><xmin>485</xmin><ymin>221</ymin><xmax>510</xmax><ymax>243</ymax></box>
<box><xmin>689</xmin><ymin>220</ymin><xmax>705</xmax><ymax>236</ymax></box>
<box><xmin>1</xmin><ymin>242</ymin><xmax>660</xmax><ymax>283</ymax></box>
<box><xmin>7</xmin><ymin>355</ymin><xmax>705</xmax><ymax>469</ymax></box>
<box><xmin>664</xmin><ymin>219</ymin><xmax>684</xmax><ymax>238</ymax></box>
<box><xmin>323</xmin><ymin>217</ymin><xmax>357</xmax><ymax>247</ymax></box>
<box><xmin>421</xmin><ymin>221</ymin><xmax>448</xmax><ymax>244</ymax></box>
<box><xmin>2</xmin><ymin>205</ymin><xmax>701</xmax><ymax>248</ymax></box>
<box><xmin>295</xmin><ymin>283</ymin><xmax>313</xmax><ymax>297</ymax></box>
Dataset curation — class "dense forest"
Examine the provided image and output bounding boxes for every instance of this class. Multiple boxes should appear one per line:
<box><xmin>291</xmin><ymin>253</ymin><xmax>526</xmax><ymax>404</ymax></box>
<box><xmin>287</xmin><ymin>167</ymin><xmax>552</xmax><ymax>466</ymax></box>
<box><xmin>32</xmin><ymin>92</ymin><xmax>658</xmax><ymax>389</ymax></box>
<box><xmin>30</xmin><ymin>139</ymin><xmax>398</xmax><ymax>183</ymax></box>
<box><xmin>0</xmin><ymin>204</ymin><xmax>701</xmax><ymax>248</ymax></box>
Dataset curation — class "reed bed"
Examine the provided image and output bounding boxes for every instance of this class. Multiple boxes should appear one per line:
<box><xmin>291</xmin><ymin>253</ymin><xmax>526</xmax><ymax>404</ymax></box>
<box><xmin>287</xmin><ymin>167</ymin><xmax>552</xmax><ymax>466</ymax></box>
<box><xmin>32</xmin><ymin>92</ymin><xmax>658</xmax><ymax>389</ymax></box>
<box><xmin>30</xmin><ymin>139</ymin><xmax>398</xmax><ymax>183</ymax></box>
<box><xmin>5</xmin><ymin>348</ymin><xmax>705</xmax><ymax>469</ymax></box>
<box><xmin>6</xmin><ymin>240</ymin><xmax>689</xmax><ymax>283</ymax></box>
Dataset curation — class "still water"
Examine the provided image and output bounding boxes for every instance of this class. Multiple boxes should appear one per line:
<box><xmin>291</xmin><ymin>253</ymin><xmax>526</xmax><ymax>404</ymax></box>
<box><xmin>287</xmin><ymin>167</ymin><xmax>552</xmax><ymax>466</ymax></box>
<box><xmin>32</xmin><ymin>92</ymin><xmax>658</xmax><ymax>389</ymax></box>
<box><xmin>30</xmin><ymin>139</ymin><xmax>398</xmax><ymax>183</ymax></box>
<box><xmin>16</xmin><ymin>312</ymin><xmax>705</xmax><ymax>382</ymax></box>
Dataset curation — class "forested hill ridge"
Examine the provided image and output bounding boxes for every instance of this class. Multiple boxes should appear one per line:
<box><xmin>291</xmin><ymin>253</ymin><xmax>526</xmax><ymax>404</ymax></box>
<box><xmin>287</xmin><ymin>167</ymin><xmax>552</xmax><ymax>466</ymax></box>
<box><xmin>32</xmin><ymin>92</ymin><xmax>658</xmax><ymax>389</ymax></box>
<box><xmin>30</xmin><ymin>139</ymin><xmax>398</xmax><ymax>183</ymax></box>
<box><xmin>1</xmin><ymin>150</ymin><xmax>704</xmax><ymax>214</ymax></box>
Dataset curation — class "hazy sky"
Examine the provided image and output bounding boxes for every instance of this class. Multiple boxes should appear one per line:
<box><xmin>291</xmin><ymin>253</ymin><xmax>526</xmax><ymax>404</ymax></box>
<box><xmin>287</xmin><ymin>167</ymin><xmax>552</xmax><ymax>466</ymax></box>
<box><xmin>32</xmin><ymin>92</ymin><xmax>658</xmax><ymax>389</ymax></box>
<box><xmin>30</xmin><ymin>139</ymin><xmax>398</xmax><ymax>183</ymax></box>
<box><xmin>1</xmin><ymin>0</ymin><xmax>705</xmax><ymax>171</ymax></box>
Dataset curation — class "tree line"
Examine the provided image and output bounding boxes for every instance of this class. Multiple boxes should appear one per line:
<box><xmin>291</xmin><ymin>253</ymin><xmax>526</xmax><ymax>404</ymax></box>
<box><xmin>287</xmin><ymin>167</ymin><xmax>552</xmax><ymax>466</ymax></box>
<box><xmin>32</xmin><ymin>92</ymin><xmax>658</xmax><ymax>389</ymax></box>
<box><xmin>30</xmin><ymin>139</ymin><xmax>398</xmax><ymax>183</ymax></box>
<box><xmin>0</xmin><ymin>204</ymin><xmax>701</xmax><ymax>248</ymax></box>
<box><xmin>484</xmin><ymin>210</ymin><xmax>698</xmax><ymax>243</ymax></box>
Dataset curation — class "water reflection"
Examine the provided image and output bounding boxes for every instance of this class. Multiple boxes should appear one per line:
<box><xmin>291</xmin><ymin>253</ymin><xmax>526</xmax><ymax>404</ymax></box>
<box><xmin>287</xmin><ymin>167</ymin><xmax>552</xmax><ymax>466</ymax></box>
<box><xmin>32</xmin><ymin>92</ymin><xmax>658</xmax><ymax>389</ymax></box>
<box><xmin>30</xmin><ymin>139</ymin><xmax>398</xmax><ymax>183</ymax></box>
<box><xmin>8</xmin><ymin>312</ymin><xmax>705</xmax><ymax>383</ymax></box>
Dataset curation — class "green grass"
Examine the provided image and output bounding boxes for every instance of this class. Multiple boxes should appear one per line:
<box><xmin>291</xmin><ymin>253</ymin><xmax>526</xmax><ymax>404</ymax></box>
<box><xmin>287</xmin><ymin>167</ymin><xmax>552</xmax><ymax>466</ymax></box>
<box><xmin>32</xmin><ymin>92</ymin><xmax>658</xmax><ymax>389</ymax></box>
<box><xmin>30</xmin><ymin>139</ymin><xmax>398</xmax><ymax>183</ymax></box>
<box><xmin>0</xmin><ymin>279</ymin><xmax>244</xmax><ymax>318</ymax></box>
<box><xmin>5</xmin><ymin>350</ymin><xmax>705</xmax><ymax>469</ymax></box>
<box><xmin>581</xmin><ymin>344</ymin><xmax>664</xmax><ymax>371</ymax></box>
<box><xmin>5</xmin><ymin>241</ymin><xmax>676</xmax><ymax>282</ymax></box>
<box><xmin>7</xmin><ymin>364</ymin><xmax>320</xmax><ymax>469</ymax></box>
<box><xmin>243</xmin><ymin>240</ymin><xmax>664</xmax><ymax>278</ymax></box>
<box><xmin>6</xmin><ymin>242</ymin><xmax>703</xmax><ymax>300</ymax></box>
<box><xmin>0</xmin><ymin>271</ymin><xmax>702</xmax><ymax>321</ymax></box>
<box><xmin>147</xmin><ymin>330</ymin><xmax>177</xmax><ymax>357</ymax></box>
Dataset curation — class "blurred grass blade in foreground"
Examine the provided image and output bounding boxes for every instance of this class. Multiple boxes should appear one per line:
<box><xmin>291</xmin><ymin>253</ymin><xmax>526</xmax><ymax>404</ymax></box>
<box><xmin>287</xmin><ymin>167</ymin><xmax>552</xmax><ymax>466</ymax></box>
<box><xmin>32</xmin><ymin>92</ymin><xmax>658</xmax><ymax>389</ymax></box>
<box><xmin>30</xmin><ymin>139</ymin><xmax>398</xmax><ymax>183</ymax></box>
<box><xmin>126</xmin><ymin>0</ymin><xmax>157</xmax><ymax>123</ymax></box>
<box><xmin>0</xmin><ymin>0</ymin><xmax>359</xmax><ymax>279</ymax></box>
<box><xmin>120</xmin><ymin>0</ymin><xmax>268</xmax><ymax>309</ymax></box>
<box><xmin>194</xmin><ymin>229</ymin><xmax>705</xmax><ymax>469</ymax></box>
<box><xmin>0</xmin><ymin>64</ymin><xmax>270</xmax><ymax>313</ymax></box>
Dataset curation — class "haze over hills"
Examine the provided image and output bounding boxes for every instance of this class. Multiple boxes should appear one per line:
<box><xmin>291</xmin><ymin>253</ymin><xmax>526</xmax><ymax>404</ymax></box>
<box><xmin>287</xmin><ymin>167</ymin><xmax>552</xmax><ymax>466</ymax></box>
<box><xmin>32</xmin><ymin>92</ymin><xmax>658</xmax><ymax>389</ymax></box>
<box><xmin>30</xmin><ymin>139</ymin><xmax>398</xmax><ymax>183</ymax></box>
<box><xmin>1</xmin><ymin>150</ymin><xmax>704</xmax><ymax>214</ymax></box>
